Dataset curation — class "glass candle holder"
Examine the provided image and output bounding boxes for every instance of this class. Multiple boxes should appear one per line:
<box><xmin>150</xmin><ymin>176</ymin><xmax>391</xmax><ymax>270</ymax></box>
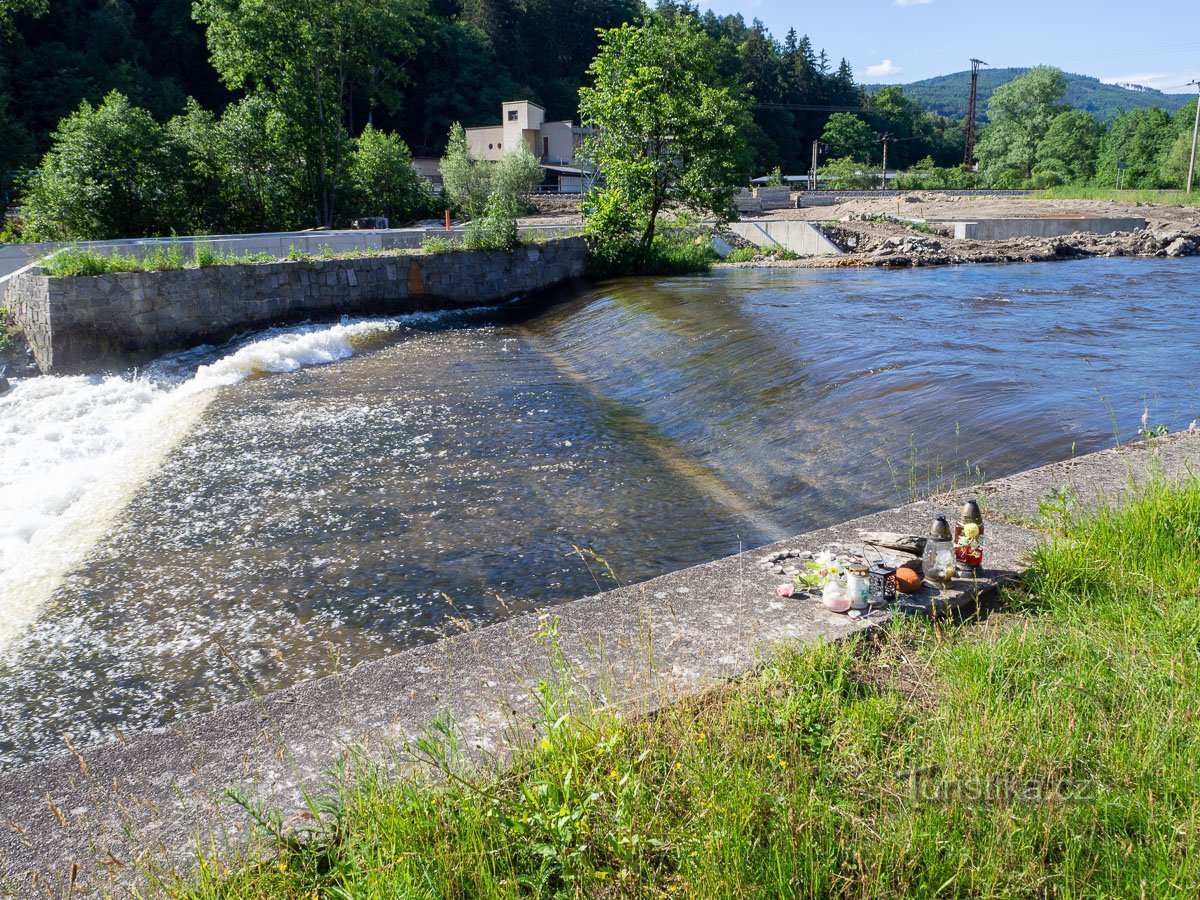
<box><xmin>923</xmin><ymin>515</ymin><xmax>956</xmax><ymax>588</ymax></box>
<box><xmin>955</xmin><ymin>499</ymin><xmax>984</xmax><ymax>571</ymax></box>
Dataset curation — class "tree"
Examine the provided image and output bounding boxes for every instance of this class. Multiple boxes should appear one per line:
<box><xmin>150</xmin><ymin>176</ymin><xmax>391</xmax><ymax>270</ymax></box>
<box><xmin>1031</xmin><ymin>109</ymin><xmax>1099</xmax><ymax>187</ymax></box>
<box><xmin>820</xmin><ymin>156</ymin><xmax>876</xmax><ymax>190</ymax></box>
<box><xmin>976</xmin><ymin>66</ymin><xmax>1068</xmax><ymax>185</ymax></box>
<box><xmin>21</xmin><ymin>91</ymin><xmax>185</xmax><ymax>239</ymax></box>
<box><xmin>439</xmin><ymin>122</ymin><xmax>492</xmax><ymax>218</ymax></box>
<box><xmin>1095</xmin><ymin>107</ymin><xmax>1175</xmax><ymax>188</ymax></box>
<box><xmin>490</xmin><ymin>148</ymin><xmax>544</xmax><ymax>215</ymax></box>
<box><xmin>193</xmin><ymin>0</ymin><xmax>423</xmax><ymax>227</ymax></box>
<box><xmin>821</xmin><ymin>112</ymin><xmax>874</xmax><ymax>164</ymax></box>
<box><xmin>578</xmin><ymin>15</ymin><xmax>750</xmax><ymax>251</ymax></box>
<box><xmin>347</xmin><ymin>125</ymin><xmax>430</xmax><ymax>224</ymax></box>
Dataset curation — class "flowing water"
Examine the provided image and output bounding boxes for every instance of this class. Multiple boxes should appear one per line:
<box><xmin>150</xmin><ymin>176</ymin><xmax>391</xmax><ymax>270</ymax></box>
<box><xmin>1</xmin><ymin>257</ymin><xmax>1198</xmax><ymax>767</ymax></box>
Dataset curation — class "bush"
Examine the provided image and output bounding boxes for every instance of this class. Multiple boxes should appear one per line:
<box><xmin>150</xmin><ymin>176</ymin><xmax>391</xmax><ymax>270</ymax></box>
<box><xmin>420</xmin><ymin>235</ymin><xmax>464</xmax><ymax>254</ymax></box>
<box><xmin>587</xmin><ymin>226</ymin><xmax>715</xmax><ymax>277</ymax></box>
<box><xmin>439</xmin><ymin>122</ymin><xmax>492</xmax><ymax>218</ymax></box>
<box><xmin>463</xmin><ymin>197</ymin><xmax>520</xmax><ymax>251</ymax></box>
<box><xmin>21</xmin><ymin>92</ymin><xmax>187</xmax><ymax>240</ymax></box>
<box><xmin>348</xmin><ymin>125</ymin><xmax>435</xmax><ymax>225</ymax></box>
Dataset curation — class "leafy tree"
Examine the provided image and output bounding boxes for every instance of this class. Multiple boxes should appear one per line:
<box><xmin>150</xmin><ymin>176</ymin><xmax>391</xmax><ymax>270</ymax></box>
<box><xmin>1095</xmin><ymin>107</ymin><xmax>1175</xmax><ymax>188</ymax></box>
<box><xmin>821</xmin><ymin>112</ymin><xmax>875</xmax><ymax>164</ymax></box>
<box><xmin>490</xmin><ymin>148</ymin><xmax>544</xmax><ymax>216</ymax></box>
<box><xmin>212</xmin><ymin>94</ymin><xmax>305</xmax><ymax>232</ymax></box>
<box><xmin>193</xmin><ymin>0</ymin><xmax>423</xmax><ymax>227</ymax></box>
<box><xmin>347</xmin><ymin>125</ymin><xmax>430</xmax><ymax>224</ymax></box>
<box><xmin>578</xmin><ymin>14</ymin><xmax>750</xmax><ymax>252</ymax></box>
<box><xmin>0</xmin><ymin>0</ymin><xmax>44</xmax><ymax>28</ymax></box>
<box><xmin>1160</xmin><ymin>100</ymin><xmax>1198</xmax><ymax>187</ymax></box>
<box><xmin>21</xmin><ymin>91</ymin><xmax>185</xmax><ymax>239</ymax></box>
<box><xmin>977</xmin><ymin>66</ymin><xmax>1068</xmax><ymax>185</ymax></box>
<box><xmin>439</xmin><ymin>122</ymin><xmax>492</xmax><ymax>218</ymax></box>
<box><xmin>820</xmin><ymin>156</ymin><xmax>876</xmax><ymax>190</ymax></box>
<box><xmin>1031</xmin><ymin>109</ymin><xmax>1099</xmax><ymax>187</ymax></box>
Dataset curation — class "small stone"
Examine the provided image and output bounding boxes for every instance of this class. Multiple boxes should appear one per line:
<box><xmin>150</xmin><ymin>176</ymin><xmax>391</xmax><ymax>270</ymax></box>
<box><xmin>784</xmin><ymin>567</ymin><xmax>799</xmax><ymax>576</ymax></box>
<box><xmin>772</xmin><ymin>566</ymin><xmax>786</xmax><ymax>576</ymax></box>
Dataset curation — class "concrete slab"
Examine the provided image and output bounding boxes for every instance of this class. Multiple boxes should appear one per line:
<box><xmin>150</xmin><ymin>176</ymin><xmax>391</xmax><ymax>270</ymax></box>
<box><xmin>727</xmin><ymin>220</ymin><xmax>842</xmax><ymax>256</ymax></box>
<box><xmin>949</xmin><ymin>217</ymin><xmax>1147</xmax><ymax>241</ymax></box>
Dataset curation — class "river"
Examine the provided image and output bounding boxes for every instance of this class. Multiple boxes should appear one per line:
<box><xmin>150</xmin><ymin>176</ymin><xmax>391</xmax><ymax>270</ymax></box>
<box><xmin>1</xmin><ymin>257</ymin><xmax>1197</xmax><ymax>767</ymax></box>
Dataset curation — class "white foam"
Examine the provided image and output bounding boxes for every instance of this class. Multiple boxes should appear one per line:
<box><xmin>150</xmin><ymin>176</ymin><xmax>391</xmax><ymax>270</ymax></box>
<box><xmin>0</xmin><ymin>315</ymin><xmax>409</xmax><ymax>648</ymax></box>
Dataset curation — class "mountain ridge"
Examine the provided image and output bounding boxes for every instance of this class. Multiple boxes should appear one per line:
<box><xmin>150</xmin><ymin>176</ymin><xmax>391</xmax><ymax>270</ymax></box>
<box><xmin>867</xmin><ymin>68</ymin><xmax>1193</xmax><ymax>122</ymax></box>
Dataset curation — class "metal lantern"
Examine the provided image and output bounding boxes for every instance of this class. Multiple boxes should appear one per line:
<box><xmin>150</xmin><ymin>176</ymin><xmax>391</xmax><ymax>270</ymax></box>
<box><xmin>954</xmin><ymin>498</ymin><xmax>985</xmax><ymax>572</ymax></box>
<box><xmin>868</xmin><ymin>562</ymin><xmax>896</xmax><ymax>606</ymax></box>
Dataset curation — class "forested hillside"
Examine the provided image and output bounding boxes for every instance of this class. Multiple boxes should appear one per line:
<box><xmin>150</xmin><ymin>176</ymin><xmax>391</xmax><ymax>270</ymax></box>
<box><xmin>0</xmin><ymin>0</ymin><xmax>962</xmax><ymax>188</ymax></box>
<box><xmin>872</xmin><ymin>68</ymin><xmax>1193</xmax><ymax>123</ymax></box>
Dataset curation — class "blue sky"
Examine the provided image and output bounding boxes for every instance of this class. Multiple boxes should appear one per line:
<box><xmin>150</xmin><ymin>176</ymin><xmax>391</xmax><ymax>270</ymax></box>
<box><xmin>696</xmin><ymin>1</ymin><xmax>1200</xmax><ymax>94</ymax></box>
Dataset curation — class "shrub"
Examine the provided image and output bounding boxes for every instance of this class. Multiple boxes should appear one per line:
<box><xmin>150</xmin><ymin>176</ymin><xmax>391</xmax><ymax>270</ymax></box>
<box><xmin>464</xmin><ymin>197</ymin><xmax>520</xmax><ymax>251</ymax></box>
<box><xmin>348</xmin><ymin>125</ymin><xmax>435</xmax><ymax>225</ymax></box>
<box><xmin>490</xmin><ymin>149</ymin><xmax>544</xmax><ymax>215</ymax></box>
<box><xmin>21</xmin><ymin>92</ymin><xmax>187</xmax><ymax>240</ymax></box>
<box><xmin>723</xmin><ymin>246</ymin><xmax>759</xmax><ymax>263</ymax></box>
<box><xmin>439</xmin><ymin>122</ymin><xmax>492</xmax><ymax>218</ymax></box>
<box><xmin>420</xmin><ymin>235</ymin><xmax>464</xmax><ymax>254</ymax></box>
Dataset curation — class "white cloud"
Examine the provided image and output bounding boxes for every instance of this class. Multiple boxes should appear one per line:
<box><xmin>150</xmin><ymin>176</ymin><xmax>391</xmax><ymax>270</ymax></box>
<box><xmin>1101</xmin><ymin>71</ymin><xmax>1200</xmax><ymax>93</ymax></box>
<box><xmin>867</xmin><ymin>59</ymin><xmax>904</xmax><ymax>78</ymax></box>
<box><xmin>894</xmin><ymin>0</ymin><xmax>934</xmax><ymax>7</ymax></box>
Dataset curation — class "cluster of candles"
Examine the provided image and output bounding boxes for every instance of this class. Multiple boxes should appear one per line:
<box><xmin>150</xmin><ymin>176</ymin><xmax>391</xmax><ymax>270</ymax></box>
<box><xmin>922</xmin><ymin>499</ymin><xmax>985</xmax><ymax>588</ymax></box>
<box><xmin>814</xmin><ymin>499</ymin><xmax>986</xmax><ymax>613</ymax></box>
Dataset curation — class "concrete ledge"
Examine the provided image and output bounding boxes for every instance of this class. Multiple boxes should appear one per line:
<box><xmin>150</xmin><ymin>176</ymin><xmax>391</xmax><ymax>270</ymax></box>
<box><xmin>727</xmin><ymin>220</ymin><xmax>842</xmax><ymax>256</ymax></box>
<box><xmin>4</xmin><ymin>238</ymin><xmax>588</xmax><ymax>374</ymax></box>
<box><xmin>2</xmin><ymin>433</ymin><xmax>1198</xmax><ymax>893</ymax></box>
<box><xmin>951</xmin><ymin>217</ymin><xmax>1147</xmax><ymax>241</ymax></box>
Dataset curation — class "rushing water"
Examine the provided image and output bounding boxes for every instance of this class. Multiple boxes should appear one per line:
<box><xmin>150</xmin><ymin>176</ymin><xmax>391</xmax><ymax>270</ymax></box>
<box><xmin>1</xmin><ymin>257</ymin><xmax>1198</xmax><ymax>767</ymax></box>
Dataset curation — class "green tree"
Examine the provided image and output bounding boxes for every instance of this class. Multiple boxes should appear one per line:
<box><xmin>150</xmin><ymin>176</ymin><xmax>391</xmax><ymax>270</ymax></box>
<box><xmin>347</xmin><ymin>125</ymin><xmax>430</xmax><ymax>224</ymax></box>
<box><xmin>1095</xmin><ymin>107</ymin><xmax>1175</xmax><ymax>188</ymax></box>
<box><xmin>1031</xmin><ymin>109</ymin><xmax>1099</xmax><ymax>187</ymax></box>
<box><xmin>193</xmin><ymin>0</ymin><xmax>423</xmax><ymax>227</ymax></box>
<box><xmin>578</xmin><ymin>15</ymin><xmax>750</xmax><ymax>251</ymax></box>
<box><xmin>21</xmin><ymin>91</ymin><xmax>184</xmax><ymax>239</ymax></box>
<box><xmin>820</xmin><ymin>112</ymin><xmax>874</xmax><ymax>164</ymax></box>
<box><xmin>976</xmin><ymin>66</ymin><xmax>1068</xmax><ymax>185</ymax></box>
<box><xmin>819</xmin><ymin>156</ymin><xmax>876</xmax><ymax>190</ymax></box>
<box><xmin>490</xmin><ymin>148</ymin><xmax>543</xmax><ymax>216</ymax></box>
<box><xmin>439</xmin><ymin>122</ymin><xmax>492</xmax><ymax>218</ymax></box>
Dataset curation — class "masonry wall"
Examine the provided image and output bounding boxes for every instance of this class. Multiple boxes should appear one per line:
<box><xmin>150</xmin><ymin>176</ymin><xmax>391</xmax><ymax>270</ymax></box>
<box><xmin>4</xmin><ymin>237</ymin><xmax>588</xmax><ymax>374</ymax></box>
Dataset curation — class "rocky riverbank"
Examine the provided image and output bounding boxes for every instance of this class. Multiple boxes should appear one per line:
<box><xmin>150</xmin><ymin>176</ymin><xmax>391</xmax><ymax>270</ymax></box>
<box><xmin>719</xmin><ymin>217</ymin><xmax>1200</xmax><ymax>269</ymax></box>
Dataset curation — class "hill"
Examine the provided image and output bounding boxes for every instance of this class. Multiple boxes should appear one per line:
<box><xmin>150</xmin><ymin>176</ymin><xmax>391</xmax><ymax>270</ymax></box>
<box><xmin>868</xmin><ymin>68</ymin><xmax>1193</xmax><ymax>122</ymax></box>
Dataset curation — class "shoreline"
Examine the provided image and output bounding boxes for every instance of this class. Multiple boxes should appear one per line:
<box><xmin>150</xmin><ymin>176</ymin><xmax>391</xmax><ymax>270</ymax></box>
<box><xmin>2</xmin><ymin>431</ymin><xmax>1197</xmax><ymax>893</ymax></box>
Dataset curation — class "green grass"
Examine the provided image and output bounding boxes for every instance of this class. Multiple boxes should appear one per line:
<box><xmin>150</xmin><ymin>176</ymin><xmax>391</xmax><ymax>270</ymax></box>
<box><xmin>169</xmin><ymin>479</ymin><xmax>1200</xmax><ymax>898</ymax></box>
<box><xmin>43</xmin><ymin>243</ymin><xmax>186</xmax><ymax>276</ymax></box>
<box><xmin>1038</xmin><ymin>186</ymin><xmax>1200</xmax><ymax>207</ymax></box>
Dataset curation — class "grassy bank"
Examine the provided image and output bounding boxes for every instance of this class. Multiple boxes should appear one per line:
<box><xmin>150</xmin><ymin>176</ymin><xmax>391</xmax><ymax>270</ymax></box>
<box><xmin>1038</xmin><ymin>186</ymin><xmax>1200</xmax><ymax>208</ymax></box>
<box><xmin>169</xmin><ymin>479</ymin><xmax>1200</xmax><ymax>898</ymax></box>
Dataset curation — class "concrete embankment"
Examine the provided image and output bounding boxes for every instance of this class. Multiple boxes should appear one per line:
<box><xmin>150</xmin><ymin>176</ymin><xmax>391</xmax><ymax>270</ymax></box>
<box><xmin>948</xmin><ymin>216</ymin><xmax>1147</xmax><ymax>240</ymax></box>
<box><xmin>1</xmin><ymin>432</ymin><xmax>1196</xmax><ymax>895</ymax></box>
<box><xmin>2</xmin><ymin>237</ymin><xmax>588</xmax><ymax>374</ymax></box>
<box><xmin>726</xmin><ymin>220</ymin><xmax>842</xmax><ymax>256</ymax></box>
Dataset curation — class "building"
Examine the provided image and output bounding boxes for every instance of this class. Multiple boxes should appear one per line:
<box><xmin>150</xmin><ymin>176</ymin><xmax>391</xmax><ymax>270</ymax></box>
<box><xmin>465</xmin><ymin>100</ymin><xmax>587</xmax><ymax>193</ymax></box>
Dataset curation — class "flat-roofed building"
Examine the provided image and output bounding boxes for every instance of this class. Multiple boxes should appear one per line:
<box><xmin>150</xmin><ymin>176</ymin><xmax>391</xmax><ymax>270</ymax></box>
<box><xmin>464</xmin><ymin>100</ymin><xmax>586</xmax><ymax>192</ymax></box>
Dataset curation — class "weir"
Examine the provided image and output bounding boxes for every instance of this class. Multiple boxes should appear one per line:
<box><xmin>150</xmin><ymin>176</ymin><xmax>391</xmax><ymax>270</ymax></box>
<box><xmin>1</xmin><ymin>236</ymin><xmax>588</xmax><ymax>374</ymax></box>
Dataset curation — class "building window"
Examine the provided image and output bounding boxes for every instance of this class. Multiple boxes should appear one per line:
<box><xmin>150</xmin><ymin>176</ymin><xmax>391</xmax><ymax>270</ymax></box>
<box><xmin>488</xmin><ymin>143</ymin><xmax>493</xmax><ymax>149</ymax></box>
<box><xmin>497</xmin><ymin>143</ymin><xmax>502</xmax><ymax>149</ymax></box>
<box><xmin>507</xmin><ymin>110</ymin><xmax>518</xmax><ymax>121</ymax></box>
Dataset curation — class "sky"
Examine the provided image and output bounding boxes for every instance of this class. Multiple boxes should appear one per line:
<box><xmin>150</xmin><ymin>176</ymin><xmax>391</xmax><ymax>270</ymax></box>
<box><xmin>696</xmin><ymin>0</ymin><xmax>1200</xmax><ymax>94</ymax></box>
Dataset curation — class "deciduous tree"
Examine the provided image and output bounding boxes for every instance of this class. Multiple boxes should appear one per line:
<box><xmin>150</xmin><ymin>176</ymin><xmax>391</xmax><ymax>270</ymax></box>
<box><xmin>977</xmin><ymin>66</ymin><xmax>1068</xmax><ymax>185</ymax></box>
<box><xmin>578</xmin><ymin>15</ymin><xmax>750</xmax><ymax>251</ymax></box>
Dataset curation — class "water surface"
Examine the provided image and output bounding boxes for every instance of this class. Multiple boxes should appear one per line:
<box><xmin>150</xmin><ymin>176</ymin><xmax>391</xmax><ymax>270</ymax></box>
<box><xmin>1</xmin><ymin>258</ymin><xmax>1197</xmax><ymax>766</ymax></box>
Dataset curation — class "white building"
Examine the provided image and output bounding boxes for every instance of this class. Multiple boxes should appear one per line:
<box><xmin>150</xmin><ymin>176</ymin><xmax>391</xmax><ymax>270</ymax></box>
<box><xmin>465</xmin><ymin>100</ymin><xmax>586</xmax><ymax>193</ymax></box>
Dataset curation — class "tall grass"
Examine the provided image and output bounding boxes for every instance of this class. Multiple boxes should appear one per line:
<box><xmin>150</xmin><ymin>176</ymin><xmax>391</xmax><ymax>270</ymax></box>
<box><xmin>1038</xmin><ymin>186</ymin><xmax>1200</xmax><ymax>208</ymax></box>
<box><xmin>172</xmin><ymin>480</ymin><xmax>1200</xmax><ymax>898</ymax></box>
<box><xmin>43</xmin><ymin>243</ymin><xmax>185</xmax><ymax>276</ymax></box>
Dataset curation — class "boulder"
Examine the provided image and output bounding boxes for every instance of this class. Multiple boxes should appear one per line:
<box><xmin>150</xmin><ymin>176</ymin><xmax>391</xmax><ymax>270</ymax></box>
<box><xmin>1166</xmin><ymin>237</ymin><xmax>1197</xmax><ymax>258</ymax></box>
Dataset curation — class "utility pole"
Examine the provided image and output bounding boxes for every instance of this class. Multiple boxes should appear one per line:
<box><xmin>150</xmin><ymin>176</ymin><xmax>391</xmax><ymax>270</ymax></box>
<box><xmin>1188</xmin><ymin>80</ymin><xmax>1200</xmax><ymax>194</ymax></box>
<box><xmin>963</xmin><ymin>58</ymin><xmax>987</xmax><ymax>168</ymax></box>
<box><xmin>810</xmin><ymin>140</ymin><xmax>821</xmax><ymax>191</ymax></box>
<box><xmin>880</xmin><ymin>134</ymin><xmax>892</xmax><ymax>190</ymax></box>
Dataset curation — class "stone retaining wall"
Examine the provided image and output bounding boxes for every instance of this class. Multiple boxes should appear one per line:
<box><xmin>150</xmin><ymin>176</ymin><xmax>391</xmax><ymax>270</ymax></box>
<box><xmin>3</xmin><ymin>237</ymin><xmax>588</xmax><ymax>374</ymax></box>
